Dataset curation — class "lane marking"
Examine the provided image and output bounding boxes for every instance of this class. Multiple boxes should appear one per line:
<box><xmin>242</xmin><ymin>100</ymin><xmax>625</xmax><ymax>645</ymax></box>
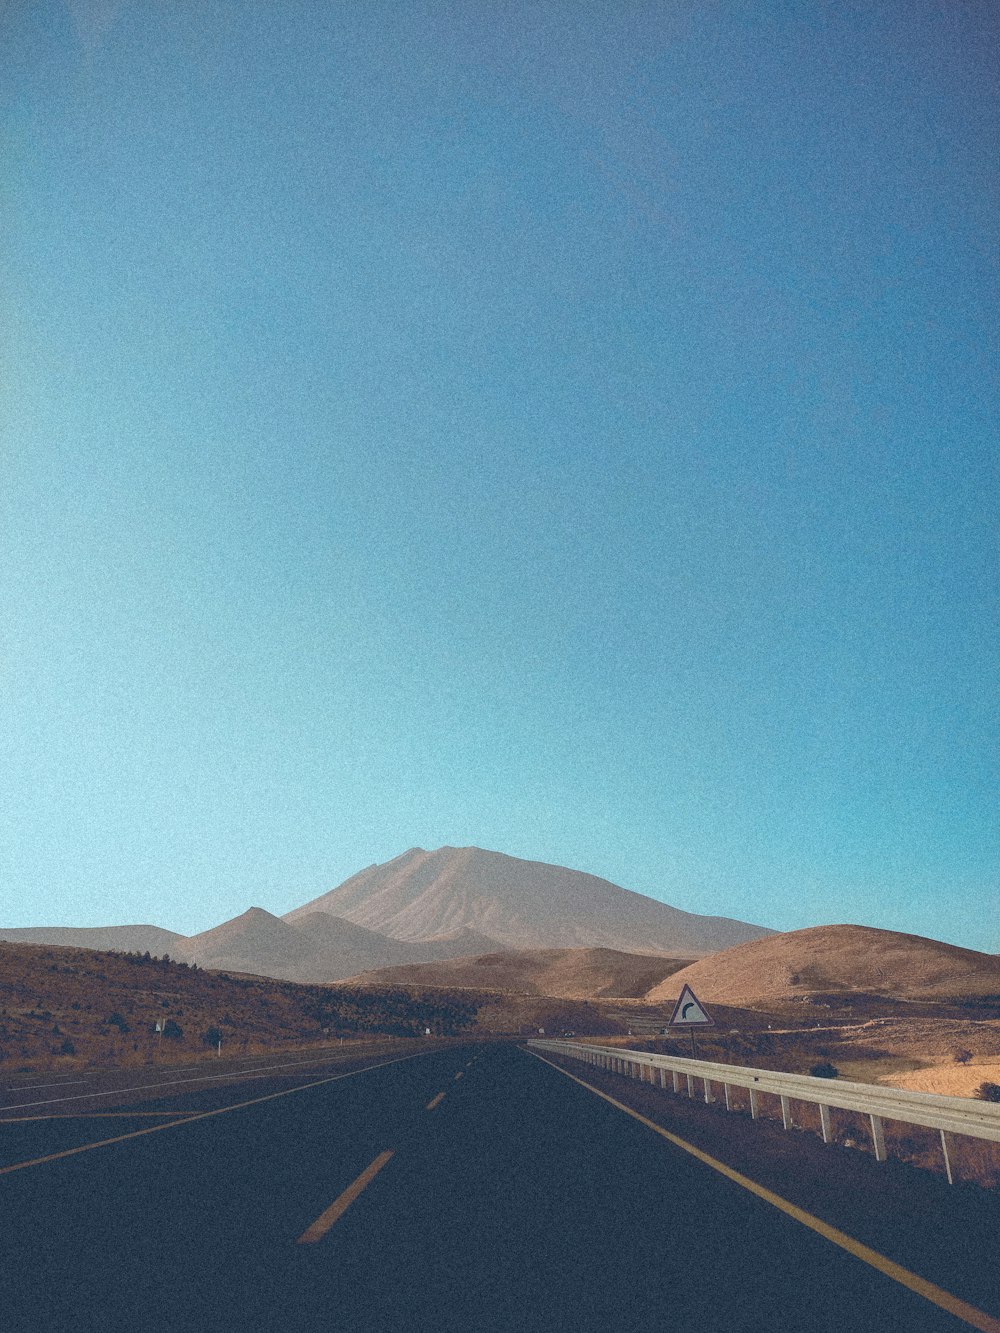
<box><xmin>529</xmin><ymin>1051</ymin><xmax>1000</xmax><ymax>1333</ymax></box>
<box><xmin>453</xmin><ymin>1071</ymin><xmax>463</xmax><ymax>1081</ymax></box>
<box><xmin>426</xmin><ymin>1092</ymin><xmax>446</xmax><ymax>1111</ymax></box>
<box><xmin>3</xmin><ymin>1079</ymin><xmax>88</xmax><ymax>1091</ymax></box>
<box><xmin>297</xmin><ymin>1150</ymin><xmax>395</xmax><ymax>1243</ymax></box>
<box><xmin>0</xmin><ymin>1049</ymin><xmax>400</xmax><ymax>1113</ymax></box>
<box><xmin>0</xmin><ymin>1052</ymin><xmax>428</xmax><ymax>1178</ymax></box>
<box><xmin>0</xmin><ymin>1111</ymin><xmax>202</xmax><ymax>1123</ymax></box>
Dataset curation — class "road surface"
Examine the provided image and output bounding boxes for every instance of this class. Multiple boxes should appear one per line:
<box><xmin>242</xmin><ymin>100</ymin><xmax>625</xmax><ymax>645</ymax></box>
<box><xmin>0</xmin><ymin>1042</ymin><xmax>997</xmax><ymax>1332</ymax></box>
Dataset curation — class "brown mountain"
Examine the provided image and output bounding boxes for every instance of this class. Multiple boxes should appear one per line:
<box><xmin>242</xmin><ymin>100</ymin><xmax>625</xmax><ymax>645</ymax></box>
<box><xmin>644</xmin><ymin>924</ymin><xmax>1000</xmax><ymax>1006</ymax></box>
<box><xmin>351</xmin><ymin>946</ymin><xmax>691</xmax><ymax>1000</ymax></box>
<box><xmin>0</xmin><ymin>924</ymin><xmax>186</xmax><ymax>955</ymax></box>
<box><xmin>284</xmin><ymin>846</ymin><xmax>773</xmax><ymax>955</ymax></box>
<box><xmin>175</xmin><ymin>907</ymin><xmax>504</xmax><ymax>984</ymax></box>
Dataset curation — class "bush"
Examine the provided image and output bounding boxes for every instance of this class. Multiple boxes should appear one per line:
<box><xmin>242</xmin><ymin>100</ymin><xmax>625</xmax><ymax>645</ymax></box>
<box><xmin>59</xmin><ymin>1038</ymin><xmax>76</xmax><ymax>1056</ymax></box>
<box><xmin>809</xmin><ymin>1061</ymin><xmax>839</xmax><ymax>1079</ymax></box>
<box><xmin>162</xmin><ymin>1019</ymin><xmax>183</xmax><ymax>1040</ymax></box>
<box><xmin>975</xmin><ymin>1081</ymin><xmax>1000</xmax><ymax>1102</ymax></box>
<box><xmin>953</xmin><ymin>1049</ymin><xmax>973</xmax><ymax>1065</ymax></box>
<box><xmin>202</xmin><ymin>1026</ymin><xmax>222</xmax><ymax>1049</ymax></box>
<box><xmin>106</xmin><ymin>1012</ymin><xmax>130</xmax><ymax>1034</ymax></box>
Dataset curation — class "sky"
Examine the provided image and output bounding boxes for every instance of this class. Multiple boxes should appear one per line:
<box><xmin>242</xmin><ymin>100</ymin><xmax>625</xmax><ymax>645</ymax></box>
<box><xmin>2</xmin><ymin>1</ymin><xmax>997</xmax><ymax>951</ymax></box>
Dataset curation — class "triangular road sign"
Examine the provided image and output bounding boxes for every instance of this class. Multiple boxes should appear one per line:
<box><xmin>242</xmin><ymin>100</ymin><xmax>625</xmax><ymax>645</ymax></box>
<box><xmin>668</xmin><ymin>984</ymin><xmax>715</xmax><ymax>1028</ymax></box>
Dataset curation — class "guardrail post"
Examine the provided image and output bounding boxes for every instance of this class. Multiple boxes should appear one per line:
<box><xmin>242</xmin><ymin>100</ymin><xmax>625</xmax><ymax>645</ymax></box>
<box><xmin>659</xmin><ymin>1067</ymin><xmax>667</xmax><ymax>1089</ymax></box>
<box><xmin>819</xmin><ymin>1104</ymin><xmax>832</xmax><ymax>1144</ymax></box>
<box><xmin>870</xmin><ymin>1114</ymin><xmax>887</xmax><ymax>1162</ymax></box>
<box><xmin>749</xmin><ymin>1088</ymin><xmax>758</xmax><ymax>1120</ymax></box>
<box><xmin>704</xmin><ymin>1078</ymin><xmax>713</xmax><ymax>1104</ymax></box>
<box><xmin>780</xmin><ymin>1095</ymin><xmax>792</xmax><ymax>1130</ymax></box>
<box><xmin>724</xmin><ymin>1083</ymin><xmax>731</xmax><ymax>1111</ymax></box>
<box><xmin>940</xmin><ymin>1130</ymin><xmax>954</xmax><ymax>1185</ymax></box>
<box><xmin>686</xmin><ymin>1074</ymin><xmax>695</xmax><ymax>1099</ymax></box>
<box><xmin>672</xmin><ymin>1071</ymin><xmax>681</xmax><ymax>1093</ymax></box>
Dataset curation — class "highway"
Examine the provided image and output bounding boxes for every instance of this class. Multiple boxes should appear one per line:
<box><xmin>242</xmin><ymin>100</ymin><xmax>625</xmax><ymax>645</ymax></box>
<box><xmin>1</xmin><ymin>1042</ymin><xmax>998</xmax><ymax>1332</ymax></box>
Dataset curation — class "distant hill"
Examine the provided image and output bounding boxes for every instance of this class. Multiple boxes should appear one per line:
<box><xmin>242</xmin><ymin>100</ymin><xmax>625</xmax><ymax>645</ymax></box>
<box><xmin>175</xmin><ymin>907</ymin><xmax>504</xmax><ymax>984</ymax></box>
<box><xmin>645</xmin><ymin>924</ymin><xmax>1000</xmax><ymax>1006</ymax></box>
<box><xmin>0</xmin><ymin>924</ymin><xmax>185</xmax><ymax>955</ymax></box>
<box><xmin>349</xmin><ymin>946</ymin><xmax>691</xmax><ymax>1000</ymax></box>
<box><xmin>285</xmin><ymin>846</ymin><xmax>773</xmax><ymax>955</ymax></box>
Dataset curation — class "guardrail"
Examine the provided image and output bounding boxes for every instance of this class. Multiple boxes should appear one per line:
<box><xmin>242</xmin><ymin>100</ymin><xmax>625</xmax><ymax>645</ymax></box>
<box><xmin>529</xmin><ymin>1039</ymin><xmax>1000</xmax><ymax>1185</ymax></box>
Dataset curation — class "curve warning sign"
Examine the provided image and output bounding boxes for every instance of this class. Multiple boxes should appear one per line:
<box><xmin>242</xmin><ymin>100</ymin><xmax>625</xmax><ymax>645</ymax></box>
<box><xmin>668</xmin><ymin>984</ymin><xmax>715</xmax><ymax>1028</ymax></box>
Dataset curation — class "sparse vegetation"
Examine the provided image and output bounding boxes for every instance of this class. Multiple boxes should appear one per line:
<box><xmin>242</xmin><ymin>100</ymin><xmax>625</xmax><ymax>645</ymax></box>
<box><xmin>975</xmin><ymin>1082</ymin><xmax>1000</xmax><ymax>1103</ymax></box>
<box><xmin>809</xmin><ymin>1061</ymin><xmax>838</xmax><ymax>1079</ymax></box>
<box><xmin>0</xmin><ymin>940</ymin><xmax>486</xmax><ymax>1070</ymax></box>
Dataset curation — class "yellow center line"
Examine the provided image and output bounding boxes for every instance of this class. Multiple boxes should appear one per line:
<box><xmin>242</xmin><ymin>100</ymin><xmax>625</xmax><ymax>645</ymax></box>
<box><xmin>0</xmin><ymin>1052</ymin><xmax>427</xmax><ymax>1179</ymax></box>
<box><xmin>297</xmin><ymin>1150</ymin><xmax>395</xmax><ymax>1244</ymax></box>
<box><xmin>529</xmin><ymin>1051</ymin><xmax>1000</xmax><ymax>1333</ymax></box>
<box><xmin>426</xmin><ymin>1092</ymin><xmax>446</xmax><ymax>1111</ymax></box>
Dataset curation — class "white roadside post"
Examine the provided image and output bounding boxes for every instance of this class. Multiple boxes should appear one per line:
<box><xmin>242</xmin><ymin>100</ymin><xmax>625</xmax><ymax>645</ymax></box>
<box><xmin>819</xmin><ymin>1103</ymin><xmax>833</xmax><ymax>1144</ymax></box>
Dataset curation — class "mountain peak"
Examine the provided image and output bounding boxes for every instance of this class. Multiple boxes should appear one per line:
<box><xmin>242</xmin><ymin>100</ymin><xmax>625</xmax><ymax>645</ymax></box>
<box><xmin>284</xmin><ymin>846</ymin><xmax>772</xmax><ymax>954</ymax></box>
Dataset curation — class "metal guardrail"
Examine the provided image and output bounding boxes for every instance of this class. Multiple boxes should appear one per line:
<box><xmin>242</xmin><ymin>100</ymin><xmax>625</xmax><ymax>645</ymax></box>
<box><xmin>529</xmin><ymin>1039</ymin><xmax>1000</xmax><ymax>1183</ymax></box>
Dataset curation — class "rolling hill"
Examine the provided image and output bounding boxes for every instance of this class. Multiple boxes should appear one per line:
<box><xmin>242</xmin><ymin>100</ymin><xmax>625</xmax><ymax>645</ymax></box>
<box><xmin>644</xmin><ymin>924</ymin><xmax>1000</xmax><ymax>1006</ymax></box>
<box><xmin>0</xmin><ymin>924</ymin><xmax>186</xmax><ymax>954</ymax></box>
<box><xmin>285</xmin><ymin>846</ymin><xmax>773</xmax><ymax>955</ymax></box>
<box><xmin>174</xmin><ymin>907</ymin><xmax>503</xmax><ymax>984</ymax></box>
<box><xmin>351</xmin><ymin>946</ymin><xmax>692</xmax><ymax>999</ymax></box>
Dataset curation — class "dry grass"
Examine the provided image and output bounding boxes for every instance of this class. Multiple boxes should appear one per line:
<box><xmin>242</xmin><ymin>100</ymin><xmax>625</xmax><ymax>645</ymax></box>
<box><xmin>0</xmin><ymin>941</ymin><xmax>477</xmax><ymax>1072</ymax></box>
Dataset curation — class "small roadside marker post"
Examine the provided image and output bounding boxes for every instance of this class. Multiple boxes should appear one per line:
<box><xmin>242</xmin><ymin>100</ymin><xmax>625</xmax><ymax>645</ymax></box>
<box><xmin>667</xmin><ymin>984</ymin><xmax>715</xmax><ymax>1060</ymax></box>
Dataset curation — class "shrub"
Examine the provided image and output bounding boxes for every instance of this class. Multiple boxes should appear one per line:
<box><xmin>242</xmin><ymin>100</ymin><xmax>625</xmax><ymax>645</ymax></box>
<box><xmin>162</xmin><ymin>1019</ymin><xmax>183</xmax><ymax>1040</ymax></box>
<box><xmin>810</xmin><ymin>1061</ymin><xmax>839</xmax><ymax>1079</ymax></box>
<box><xmin>106</xmin><ymin>1012</ymin><xmax>130</xmax><ymax>1034</ymax></box>
<box><xmin>975</xmin><ymin>1081</ymin><xmax>1000</xmax><ymax>1103</ymax></box>
<box><xmin>59</xmin><ymin>1038</ymin><xmax>76</xmax><ymax>1056</ymax></box>
<box><xmin>202</xmin><ymin>1026</ymin><xmax>223</xmax><ymax>1049</ymax></box>
<box><xmin>953</xmin><ymin>1049</ymin><xmax>973</xmax><ymax>1065</ymax></box>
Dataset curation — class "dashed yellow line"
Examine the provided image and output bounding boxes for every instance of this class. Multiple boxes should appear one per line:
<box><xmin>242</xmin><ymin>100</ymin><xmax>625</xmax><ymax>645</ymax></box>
<box><xmin>529</xmin><ymin>1051</ymin><xmax>1000</xmax><ymax>1333</ymax></box>
<box><xmin>297</xmin><ymin>1151</ymin><xmax>395</xmax><ymax>1243</ymax></box>
<box><xmin>426</xmin><ymin>1092</ymin><xmax>446</xmax><ymax>1111</ymax></box>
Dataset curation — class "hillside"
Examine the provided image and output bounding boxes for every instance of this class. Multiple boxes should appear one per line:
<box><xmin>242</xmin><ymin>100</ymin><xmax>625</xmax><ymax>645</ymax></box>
<box><xmin>353</xmin><ymin>946</ymin><xmax>691</xmax><ymax>1000</ymax></box>
<box><xmin>285</xmin><ymin>846</ymin><xmax>773</xmax><ymax>955</ymax></box>
<box><xmin>175</xmin><ymin>908</ymin><xmax>504</xmax><ymax>983</ymax></box>
<box><xmin>645</xmin><ymin>924</ymin><xmax>1000</xmax><ymax>1006</ymax></box>
<box><xmin>0</xmin><ymin>940</ymin><xmax>481</xmax><ymax>1070</ymax></box>
<box><xmin>0</xmin><ymin>924</ymin><xmax>185</xmax><ymax>954</ymax></box>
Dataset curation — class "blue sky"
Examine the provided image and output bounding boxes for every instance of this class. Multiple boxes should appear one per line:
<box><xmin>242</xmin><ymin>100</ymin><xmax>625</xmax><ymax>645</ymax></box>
<box><xmin>2</xmin><ymin>1</ymin><xmax>997</xmax><ymax>950</ymax></box>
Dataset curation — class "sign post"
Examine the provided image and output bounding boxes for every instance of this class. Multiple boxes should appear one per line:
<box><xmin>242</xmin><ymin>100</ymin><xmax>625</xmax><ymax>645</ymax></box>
<box><xmin>667</xmin><ymin>984</ymin><xmax>715</xmax><ymax>1060</ymax></box>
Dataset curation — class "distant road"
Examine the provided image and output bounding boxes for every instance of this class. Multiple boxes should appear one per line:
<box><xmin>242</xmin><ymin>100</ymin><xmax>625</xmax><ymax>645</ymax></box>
<box><xmin>0</xmin><ymin>1043</ymin><xmax>997</xmax><ymax>1332</ymax></box>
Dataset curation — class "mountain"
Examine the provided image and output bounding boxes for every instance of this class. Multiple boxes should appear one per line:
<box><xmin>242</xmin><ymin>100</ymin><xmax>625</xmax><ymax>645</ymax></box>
<box><xmin>0</xmin><ymin>925</ymin><xmax>185</xmax><ymax>955</ymax></box>
<box><xmin>348</xmin><ymin>946</ymin><xmax>692</xmax><ymax>1000</ymax></box>
<box><xmin>284</xmin><ymin>846</ymin><xmax>773</xmax><ymax>955</ymax></box>
<box><xmin>644</xmin><ymin>924</ymin><xmax>1000</xmax><ymax>1006</ymax></box>
<box><xmin>175</xmin><ymin>907</ymin><xmax>504</xmax><ymax>984</ymax></box>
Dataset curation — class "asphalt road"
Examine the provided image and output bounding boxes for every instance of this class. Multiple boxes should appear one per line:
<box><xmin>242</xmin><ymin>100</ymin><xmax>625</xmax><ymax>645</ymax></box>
<box><xmin>0</xmin><ymin>1042</ymin><xmax>996</xmax><ymax>1333</ymax></box>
